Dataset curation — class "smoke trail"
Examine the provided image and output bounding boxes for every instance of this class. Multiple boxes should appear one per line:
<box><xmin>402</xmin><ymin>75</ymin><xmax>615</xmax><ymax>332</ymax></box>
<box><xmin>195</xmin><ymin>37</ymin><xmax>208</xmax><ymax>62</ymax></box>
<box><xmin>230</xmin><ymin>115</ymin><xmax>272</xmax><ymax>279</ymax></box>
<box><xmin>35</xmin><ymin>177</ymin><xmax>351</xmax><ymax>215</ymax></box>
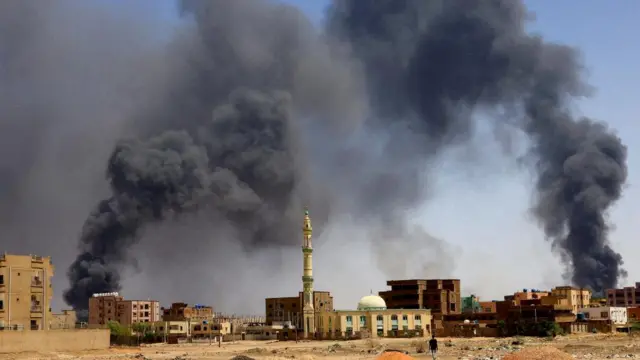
<box><xmin>326</xmin><ymin>0</ymin><xmax>627</xmax><ymax>291</ymax></box>
<box><xmin>64</xmin><ymin>89</ymin><xmax>305</xmax><ymax>309</ymax></box>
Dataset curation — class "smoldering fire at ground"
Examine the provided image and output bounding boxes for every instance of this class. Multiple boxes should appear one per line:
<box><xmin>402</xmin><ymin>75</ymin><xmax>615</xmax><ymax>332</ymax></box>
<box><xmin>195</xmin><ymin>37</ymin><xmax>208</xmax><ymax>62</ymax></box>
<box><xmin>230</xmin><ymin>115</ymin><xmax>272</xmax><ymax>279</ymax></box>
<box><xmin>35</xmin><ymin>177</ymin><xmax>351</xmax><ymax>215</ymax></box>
<box><xmin>0</xmin><ymin>0</ymin><xmax>626</xmax><ymax>311</ymax></box>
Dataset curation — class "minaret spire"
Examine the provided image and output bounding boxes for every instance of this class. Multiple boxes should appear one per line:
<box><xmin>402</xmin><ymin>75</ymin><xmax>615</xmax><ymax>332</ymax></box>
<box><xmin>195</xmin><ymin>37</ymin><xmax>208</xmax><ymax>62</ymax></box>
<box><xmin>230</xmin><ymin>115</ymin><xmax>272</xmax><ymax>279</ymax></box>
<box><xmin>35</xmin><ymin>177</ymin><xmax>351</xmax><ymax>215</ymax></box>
<box><xmin>302</xmin><ymin>207</ymin><xmax>315</xmax><ymax>338</ymax></box>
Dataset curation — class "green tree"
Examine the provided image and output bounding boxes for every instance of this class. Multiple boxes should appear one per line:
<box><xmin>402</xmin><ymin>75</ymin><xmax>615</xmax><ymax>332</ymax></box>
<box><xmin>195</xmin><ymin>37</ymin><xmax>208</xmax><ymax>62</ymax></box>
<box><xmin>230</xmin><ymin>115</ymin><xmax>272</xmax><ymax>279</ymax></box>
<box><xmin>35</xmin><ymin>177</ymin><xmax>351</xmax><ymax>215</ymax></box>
<box><xmin>107</xmin><ymin>321</ymin><xmax>128</xmax><ymax>336</ymax></box>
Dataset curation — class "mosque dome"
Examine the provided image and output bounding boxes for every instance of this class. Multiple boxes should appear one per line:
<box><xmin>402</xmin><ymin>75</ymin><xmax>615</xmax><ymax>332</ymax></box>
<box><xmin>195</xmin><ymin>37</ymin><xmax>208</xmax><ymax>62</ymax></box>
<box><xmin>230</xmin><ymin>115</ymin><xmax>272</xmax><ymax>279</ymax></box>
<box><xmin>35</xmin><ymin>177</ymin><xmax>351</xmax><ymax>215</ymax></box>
<box><xmin>357</xmin><ymin>295</ymin><xmax>387</xmax><ymax>310</ymax></box>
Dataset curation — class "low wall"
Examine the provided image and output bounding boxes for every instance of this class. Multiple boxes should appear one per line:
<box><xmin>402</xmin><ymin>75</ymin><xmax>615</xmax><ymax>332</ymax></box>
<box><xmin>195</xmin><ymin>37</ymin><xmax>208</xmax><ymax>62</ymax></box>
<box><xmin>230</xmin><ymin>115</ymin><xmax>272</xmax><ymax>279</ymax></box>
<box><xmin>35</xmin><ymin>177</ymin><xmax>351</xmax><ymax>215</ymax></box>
<box><xmin>0</xmin><ymin>329</ymin><xmax>110</xmax><ymax>353</ymax></box>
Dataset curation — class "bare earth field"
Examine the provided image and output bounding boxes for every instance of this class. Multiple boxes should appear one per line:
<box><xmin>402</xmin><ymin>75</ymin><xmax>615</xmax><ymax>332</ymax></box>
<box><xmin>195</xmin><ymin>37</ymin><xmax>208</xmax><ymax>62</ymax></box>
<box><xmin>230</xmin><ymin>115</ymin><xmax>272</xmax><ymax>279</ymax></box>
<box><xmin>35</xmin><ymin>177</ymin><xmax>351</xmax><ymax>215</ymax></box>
<box><xmin>3</xmin><ymin>334</ymin><xmax>640</xmax><ymax>360</ymax></box>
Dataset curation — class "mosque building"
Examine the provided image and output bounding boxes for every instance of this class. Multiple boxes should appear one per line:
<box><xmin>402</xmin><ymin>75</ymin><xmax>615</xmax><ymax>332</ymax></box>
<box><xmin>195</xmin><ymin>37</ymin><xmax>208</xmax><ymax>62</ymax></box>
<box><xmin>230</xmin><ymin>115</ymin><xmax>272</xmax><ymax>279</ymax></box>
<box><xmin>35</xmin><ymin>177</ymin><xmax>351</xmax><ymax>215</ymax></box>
<box><xmin>265</xmin><ymin>209</ymin><xmax>433</xmax><ymax>340</ymax></box>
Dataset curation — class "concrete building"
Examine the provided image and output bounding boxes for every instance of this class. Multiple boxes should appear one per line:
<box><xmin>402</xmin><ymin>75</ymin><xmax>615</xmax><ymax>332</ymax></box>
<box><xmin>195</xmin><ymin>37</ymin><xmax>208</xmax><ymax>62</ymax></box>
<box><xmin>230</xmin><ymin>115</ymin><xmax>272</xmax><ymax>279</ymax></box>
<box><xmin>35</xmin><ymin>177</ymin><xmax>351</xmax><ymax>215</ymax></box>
<box><xmin>0</xmin><ymin>253</ymin><xmax>54</xmax><ymax>330</ymax></box>
<box><xmin>607</xmin><ymin>282</ymin><xmax>640</xmax><ymax>307</ymax></box>
<box><xmin>506</xmin><ymin>289</ymin><xmax>550</xmax><ymax>304</ymax></box>
<box><xmin>50</xmin><ymin>309</ymin><xmax>77</xmax><ymax>330</ymax></box>
<box><xmin>265</xmin><ymin>291</ymin><xmax>334</xmax><ymax>328</ymax></box>
<box><xmin>316</xmin><ymin>295</ymin><xmax>432</xmax><ymax>339</ymax></box>
<box><xmin>551</xmin><ymin>286</ymin><xmax>591</xmax><ymax>314</ymax></box>
<box><xmin>580</xmin><ymin>306</ymin><xmax>628</xmax><ymax>325</ymax></box>
<box><xmin>162</xmin><ymin>303</ymin><xmax>213</xmax><ymax>321</ymax></box>
<box><xmin>379</xmin><ymin>279</ymin><xmax>461</xmax><ymax>315</ymax></box>
<box><xmin>88</xmin><ymin>293</ymin><xmax>160</xmax><ymax>326</ymax></box>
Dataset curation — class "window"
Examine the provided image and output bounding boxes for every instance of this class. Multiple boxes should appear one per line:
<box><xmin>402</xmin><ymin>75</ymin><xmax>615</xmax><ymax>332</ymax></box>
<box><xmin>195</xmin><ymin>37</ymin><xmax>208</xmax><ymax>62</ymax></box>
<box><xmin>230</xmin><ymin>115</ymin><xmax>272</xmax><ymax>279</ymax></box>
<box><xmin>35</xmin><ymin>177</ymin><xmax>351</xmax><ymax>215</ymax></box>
<box><xmin>450</xmin><ymin>303</ymin><xmax>456</xmax><ymax>311</ymax></box>
<box><xmin>0</xmin><ymin>300</ymin><xmax>3</xmax><ymax>310</ymax></box>
<box><xmin>601</xmin><ymin>312</ymin><xmax>608</xmax><ymax>318</ymax></box>
<box><xmin>414</xmin><ymin>315</ymin><xmax>421</xmax><ymax>321</ymax></box>
<box><xmin>359</xmin><ymin>315</ymin><xmax>366</xmax><ymax>327</ymax></box>
<box><xmin>0</xmin><ymin>275</ymin><xmax>3</xmax><ymax>284</ymax></box>
<box><xmin>268</xmin><ymin>304</ymin><xmax>273</xmax><ymax>309</ymax></box>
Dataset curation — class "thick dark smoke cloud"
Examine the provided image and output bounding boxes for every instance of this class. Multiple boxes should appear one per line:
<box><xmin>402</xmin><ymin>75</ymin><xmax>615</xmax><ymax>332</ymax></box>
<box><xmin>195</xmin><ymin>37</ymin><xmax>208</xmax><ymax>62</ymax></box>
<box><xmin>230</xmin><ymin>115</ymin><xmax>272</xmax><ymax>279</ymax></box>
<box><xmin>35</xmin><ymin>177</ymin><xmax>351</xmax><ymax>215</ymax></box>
<box><xmin>327</xmin><ymin>0</ymin><xmax>627</xmax><ymax>291</ymax></box>
<box><xmin>1</xmin><ymin>0</ymin><xmax>627</xmax><ymax>311</ymax></box>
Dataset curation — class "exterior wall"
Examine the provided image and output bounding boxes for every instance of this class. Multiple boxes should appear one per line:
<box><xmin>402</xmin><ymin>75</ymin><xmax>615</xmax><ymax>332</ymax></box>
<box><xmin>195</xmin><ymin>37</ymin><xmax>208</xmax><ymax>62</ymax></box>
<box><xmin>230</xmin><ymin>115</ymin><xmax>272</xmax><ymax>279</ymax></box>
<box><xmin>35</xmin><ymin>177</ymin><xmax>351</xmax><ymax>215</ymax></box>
<box><xmin>119</xmin><ymin>300</ymin><xmax>161</xmax><ymax>324</ymax></box>
<box><xmin>478</xmin><ymin>301</ymin><xmax>497</xmax><ymax>313</ymax></box>
<box><xmin>0</xmin><ymin>254</ymin><xmax>54</xmax><ymax>330</ymax></box>
<box><xmin>628</xmin><ymin>307</ymin><xmax>640</xmax><ymax>321</ymax></box>
<box><xmin>154</xmin><ymin>321</ymin><xmax>190</xmax><ymax>336</ymax></box>
<box><xmin>551</xmin><ymin>286</ymin><xmax>591</xmax><ymax>314</ymax></box>
<box><xmin>0</xmin><ymin>329</ymin><xmax>109</xmax><ymax>353</ymax></box>
<box><xmin>88</xmin><ymin>295</ymin><xmax>123</xmax><ymax>326</ymax></box>
<box><xmin>512</xmin><ymin>290</ymin><xmax>550</xmax><ymax>304</ymax></box>
<box><xmin>50</xmin><ymin>310</ymin><xmax>77</xmax><ymax>330</ymax></box>
<box><xmin>581</xmin><ymin>307</ymin><xmax>627</xmax><ymax>324</ymax></box>
<box><xmin>379</xmin><ymin>279</ymin><xmax>461</xmax><ymax>316</ymax></box>
<box><xmin>316</xmin><ymin>309</ymin><xmax>432</xmax><ymax>339</ymax></box>
<box><xmin>265</xmin><ymin>291</ymin><xmax>333</xmax><ymax>328</ymax></box>
<box><xmin>607</xmin><ymin>283</ymin><xmax>640</xmax><ymax>307</ymax></box>
<box><xmin>89</xmin><ymin>296</ymin><xmax>160</xmax><ymax>326</ymax></box>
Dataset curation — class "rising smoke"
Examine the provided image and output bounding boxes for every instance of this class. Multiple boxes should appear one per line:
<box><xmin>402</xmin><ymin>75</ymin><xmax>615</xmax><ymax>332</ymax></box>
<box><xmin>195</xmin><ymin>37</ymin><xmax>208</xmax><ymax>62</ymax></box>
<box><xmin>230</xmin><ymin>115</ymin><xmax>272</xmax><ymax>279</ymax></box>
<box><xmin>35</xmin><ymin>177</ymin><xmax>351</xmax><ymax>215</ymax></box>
<box><xmin>0</xmin><ymin>0</ymin><xmax>627</xmax><ymax>311</ymax></box>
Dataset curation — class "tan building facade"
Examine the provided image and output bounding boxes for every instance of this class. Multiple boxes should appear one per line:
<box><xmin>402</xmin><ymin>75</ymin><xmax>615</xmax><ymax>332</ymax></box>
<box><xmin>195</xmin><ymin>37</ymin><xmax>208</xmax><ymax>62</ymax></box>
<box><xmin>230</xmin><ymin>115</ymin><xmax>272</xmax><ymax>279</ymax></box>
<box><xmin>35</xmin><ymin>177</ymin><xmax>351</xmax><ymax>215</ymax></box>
<box><xmin>265</xmin><ymin>291</ymin><xmax>334</xmax><ymax>328</ymax></box>
<box><xmin>50</xmin><ymin>309</ymin><xmax>77</xmax><ymax>330</ymax></box>
<box><xmin>0</xmin><ymin>254</ymin><xmax>54</xmax><ymax>330</ymax></box>
<box><xmin>551</xmin><ymin>286</ymin><xmax>591</xmax><ymax>314</ymax></box>
<box><xmin>316</xmin><ymin>295</ymin><xmax>432</xmax><ymax>339</ymax></box>
<box><xmin>88</xmin><ymin>293</ymin><xmax>160</xmax><ymax>326</ymax></box>
<box><xmin>162</xmin><ymin>302</ymin><xmax>213</xmax><ymax>321</ymax></box>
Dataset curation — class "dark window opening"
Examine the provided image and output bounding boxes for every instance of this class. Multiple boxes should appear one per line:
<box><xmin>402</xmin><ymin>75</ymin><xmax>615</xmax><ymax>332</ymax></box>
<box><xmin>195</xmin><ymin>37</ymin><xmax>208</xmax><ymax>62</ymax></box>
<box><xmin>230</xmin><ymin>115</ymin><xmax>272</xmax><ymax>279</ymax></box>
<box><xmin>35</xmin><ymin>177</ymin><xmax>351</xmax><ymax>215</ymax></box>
<box><xmin>0</xmin><ymin>300</ymin><xmax>3</xmax><ymax>310</ymax></box>
<box><xmin>0</xmin><ymin>275</ymin><xmax>3</xmax><ymax>284</ymax></box>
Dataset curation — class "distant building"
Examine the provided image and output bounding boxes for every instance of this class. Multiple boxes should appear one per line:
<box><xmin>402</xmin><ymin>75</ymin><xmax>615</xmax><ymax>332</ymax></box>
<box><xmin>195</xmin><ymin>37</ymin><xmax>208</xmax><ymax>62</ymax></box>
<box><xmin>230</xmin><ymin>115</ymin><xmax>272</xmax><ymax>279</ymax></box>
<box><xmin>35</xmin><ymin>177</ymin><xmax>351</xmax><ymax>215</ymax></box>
<box><xmin>0</xmin><ymin>253</ymin><xmax>54</xmax><ymax>330</ymax></box>
<box><xmin>607</xmin><ymin>282</ymin><xmax>640</xmax><ymax>307</ymax></box>
<box><xmin>580</xmin><ymin>306</ymin><xmax>628</xmax><ymax>325</ymax></box>
<box><xmin>379</xmin><ymin>279</ymin><xmax>461</xmax><ymax>315</ymax></box>
<box><xmin>162</xmin><ymin>302</ymin><xmax>213</xmax><ymax>321</ymax></box>
<box><xmin>551</xmin><ymin>286</ymin><xmax>591</xmax><ymax>314</ymax></box>
<box><xmin>50</xmin><ymin>309</ymin><xmax>77</xmax><ymax>330</ymax></box>
<box><xmin>88</xmin><ymin>293</ymin><xmax>160</xmax><ymax>327</ymax></box>
<box><xmin>265</xmin><ymin>291</ymin><xmax>334</xmax><ymax>328</ymax></box>
<box><xmin>508</xmin><ymin>289</ymin><xmax>550</xmax><ymax>304</ymax></box>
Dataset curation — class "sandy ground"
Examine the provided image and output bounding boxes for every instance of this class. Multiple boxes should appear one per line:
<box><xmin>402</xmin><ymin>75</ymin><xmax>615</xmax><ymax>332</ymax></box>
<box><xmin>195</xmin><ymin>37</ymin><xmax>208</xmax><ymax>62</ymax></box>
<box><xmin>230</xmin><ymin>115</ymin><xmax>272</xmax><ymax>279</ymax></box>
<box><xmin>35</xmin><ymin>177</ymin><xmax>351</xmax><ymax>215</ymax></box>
<box><xmin>3</xmin><ymin>334</ymin><xmax>640</xmax><ymax>360</ymax></box>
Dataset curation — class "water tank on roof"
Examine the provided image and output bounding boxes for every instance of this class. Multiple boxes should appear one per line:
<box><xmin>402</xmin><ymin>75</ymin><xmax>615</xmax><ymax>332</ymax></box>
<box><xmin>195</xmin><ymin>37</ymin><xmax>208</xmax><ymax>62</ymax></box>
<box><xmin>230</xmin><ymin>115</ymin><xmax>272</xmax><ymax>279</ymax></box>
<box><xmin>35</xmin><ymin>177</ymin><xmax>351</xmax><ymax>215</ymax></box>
<box><xmin>523</xmin><ymin>288</ymin><xmax>528</xmax><ymax>292</ymax></box>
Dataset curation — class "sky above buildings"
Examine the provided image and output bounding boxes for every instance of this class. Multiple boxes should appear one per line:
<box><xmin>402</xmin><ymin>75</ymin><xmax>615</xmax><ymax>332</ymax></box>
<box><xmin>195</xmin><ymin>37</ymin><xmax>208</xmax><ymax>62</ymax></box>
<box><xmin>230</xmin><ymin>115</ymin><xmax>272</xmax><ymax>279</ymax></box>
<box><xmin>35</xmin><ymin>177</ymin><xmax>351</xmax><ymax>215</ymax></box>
<box><xmin>20</xmin><ymin>0</ymin><xmax>637</xmax><ymax>312</ymax></box>
<box><xmin>247</xmin><ymin>0</ymin><xmax>640</xmax><ymax>308</ymax></box>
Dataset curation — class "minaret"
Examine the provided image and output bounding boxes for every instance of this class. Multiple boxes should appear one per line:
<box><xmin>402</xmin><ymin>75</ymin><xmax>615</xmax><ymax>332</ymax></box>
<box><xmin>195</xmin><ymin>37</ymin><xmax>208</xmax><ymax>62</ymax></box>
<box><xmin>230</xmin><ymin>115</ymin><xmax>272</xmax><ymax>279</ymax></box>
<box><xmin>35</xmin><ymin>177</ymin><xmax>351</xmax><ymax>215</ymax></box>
<box><xmin>302</xmin><ymin>208</ymin><xmax>315</xmax><ymax>339</ymax></box>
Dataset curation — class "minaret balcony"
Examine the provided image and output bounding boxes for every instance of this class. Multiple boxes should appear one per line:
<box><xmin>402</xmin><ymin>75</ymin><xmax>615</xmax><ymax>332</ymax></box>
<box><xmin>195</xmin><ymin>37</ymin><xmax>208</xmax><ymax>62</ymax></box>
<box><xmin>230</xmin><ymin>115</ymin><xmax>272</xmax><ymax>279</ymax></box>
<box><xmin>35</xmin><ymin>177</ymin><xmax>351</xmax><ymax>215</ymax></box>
<box><xmin>302</xmin><ymin>275</ymin><xmax>314</xmax><ymax>283</ymax></box>
<box><xmin>302</xmin><ymin>247</ymin><xmax>313</xmax><ymax>253</ymax></box>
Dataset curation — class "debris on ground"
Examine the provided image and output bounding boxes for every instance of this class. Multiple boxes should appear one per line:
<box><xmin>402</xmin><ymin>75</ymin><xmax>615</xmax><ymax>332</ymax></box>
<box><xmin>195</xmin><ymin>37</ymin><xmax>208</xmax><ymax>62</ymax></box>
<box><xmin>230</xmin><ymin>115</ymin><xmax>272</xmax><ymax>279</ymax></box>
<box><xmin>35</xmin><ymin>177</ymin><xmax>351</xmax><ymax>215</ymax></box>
<box><xmin>502</xmin><ymin>346</ymin><xmax>573</xmax><ymax>360</ymax></box>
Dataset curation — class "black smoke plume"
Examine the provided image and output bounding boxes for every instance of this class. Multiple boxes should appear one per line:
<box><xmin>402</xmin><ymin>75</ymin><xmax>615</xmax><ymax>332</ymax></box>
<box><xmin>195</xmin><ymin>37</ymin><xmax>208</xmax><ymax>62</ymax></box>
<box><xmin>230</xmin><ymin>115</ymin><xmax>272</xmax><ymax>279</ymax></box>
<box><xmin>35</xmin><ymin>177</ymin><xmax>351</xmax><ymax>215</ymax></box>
<box><xmin>326</xmin><ymin>0</ymin><xmax>627</xmax><ymax>291</ymax></box>
<box><xmin>1</xmin><ymin>0</ymin><xmax>627</xmax><ymax>310</ymax></box>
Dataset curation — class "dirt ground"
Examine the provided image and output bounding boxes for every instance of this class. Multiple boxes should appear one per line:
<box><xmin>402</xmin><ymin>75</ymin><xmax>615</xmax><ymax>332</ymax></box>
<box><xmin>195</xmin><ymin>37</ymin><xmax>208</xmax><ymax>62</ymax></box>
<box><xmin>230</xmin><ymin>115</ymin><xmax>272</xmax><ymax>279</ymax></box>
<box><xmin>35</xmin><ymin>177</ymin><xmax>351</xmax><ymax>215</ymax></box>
<box><xmin>3</xmin><ymin>333</ymin><xmax>640</xmax><ymax>360</ymax></box>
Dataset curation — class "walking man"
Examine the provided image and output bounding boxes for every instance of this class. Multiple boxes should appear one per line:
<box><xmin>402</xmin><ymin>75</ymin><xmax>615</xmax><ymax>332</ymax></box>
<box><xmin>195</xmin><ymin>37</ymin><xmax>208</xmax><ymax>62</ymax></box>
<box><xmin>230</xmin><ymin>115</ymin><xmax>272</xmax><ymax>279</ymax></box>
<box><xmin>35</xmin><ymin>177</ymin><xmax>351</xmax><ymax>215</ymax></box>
<box><xmin>429</xmin><ymin>335</ymin><xmax>438</xmax><ymax>359</ymax></box>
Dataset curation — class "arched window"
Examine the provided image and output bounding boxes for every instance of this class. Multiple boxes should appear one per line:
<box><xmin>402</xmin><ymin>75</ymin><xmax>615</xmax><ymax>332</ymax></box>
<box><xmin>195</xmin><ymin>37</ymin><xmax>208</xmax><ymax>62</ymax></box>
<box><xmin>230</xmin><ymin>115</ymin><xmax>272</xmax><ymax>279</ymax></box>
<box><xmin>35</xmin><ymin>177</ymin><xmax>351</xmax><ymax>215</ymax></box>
<box><xmin>391</xmin><ymin>315</ymin><xmax>398</xmax><ymax>320</ymax></box>
<box><xmin>376</xmin><ymin>315</ymin><xmax>383</xmax><ymax>321</ymax></box>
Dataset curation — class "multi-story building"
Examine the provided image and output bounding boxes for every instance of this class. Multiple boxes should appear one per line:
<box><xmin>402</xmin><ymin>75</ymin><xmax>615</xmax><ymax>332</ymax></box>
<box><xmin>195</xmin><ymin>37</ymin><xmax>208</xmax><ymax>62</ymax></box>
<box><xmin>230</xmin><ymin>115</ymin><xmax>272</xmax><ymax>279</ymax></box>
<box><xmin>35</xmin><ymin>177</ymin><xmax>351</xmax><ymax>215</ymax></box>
<box><xmin>162</xmin><ymin>302</ymin><xmax>213</xmax><ymax>321</ymax></box>
<box><xmin>88</xmin><ymin>293</ymin><xmax>160</xmax><ymax>326</ymax></box>
<box><xmin>607</xmin><ymin>282</ymin><xmax>640</xmax><ymax>307</ymax></box>
<box><xmin>0</xmin><ymin>253</ymin><xmax>54</xmax><ymax>330</ymax></box>
<box><xmin>551</xmin><ymin>286</ymin><xmax>591</xmax><ymax>314</ymax></box>
<box><xmin>265</xmin><ymin>291</ymin><xmax>334</xmax><ymax>328</ymax></box>
<box><xmin>379</xmin><ymin>279</ymin><xmax>461</xmax><ymax>315</ymax></box>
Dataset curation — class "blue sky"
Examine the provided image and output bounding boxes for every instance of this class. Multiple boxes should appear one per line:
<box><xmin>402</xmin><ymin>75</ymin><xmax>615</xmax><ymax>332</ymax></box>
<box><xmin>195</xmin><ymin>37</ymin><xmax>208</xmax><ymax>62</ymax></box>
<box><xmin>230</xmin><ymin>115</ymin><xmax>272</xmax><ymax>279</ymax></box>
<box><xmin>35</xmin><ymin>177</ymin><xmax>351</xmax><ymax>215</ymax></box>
<box><xmin>270</xmin><ymin>0</ymin><xmax>640</xmax><ymax>302</ymax></box>
<box><xmin>82</xmin><ymin>0</ymin><xmax>639</xmax><ymax>311</ymax></box>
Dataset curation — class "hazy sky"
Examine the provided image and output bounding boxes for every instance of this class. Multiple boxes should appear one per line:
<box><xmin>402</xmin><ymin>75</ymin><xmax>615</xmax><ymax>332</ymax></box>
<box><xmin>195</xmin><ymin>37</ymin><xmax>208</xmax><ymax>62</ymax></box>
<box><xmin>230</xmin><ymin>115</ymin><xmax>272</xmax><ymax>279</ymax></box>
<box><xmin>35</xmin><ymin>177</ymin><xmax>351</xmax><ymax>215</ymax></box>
<box><xmin>269</xmin><ymin>0</ymin><xmax>640</xmax><ymax>307</ymax></box>
<box><xmin>18</xmin><ymin>0</ymin><xmax>636</xmax><ymax>313</ymax></box>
